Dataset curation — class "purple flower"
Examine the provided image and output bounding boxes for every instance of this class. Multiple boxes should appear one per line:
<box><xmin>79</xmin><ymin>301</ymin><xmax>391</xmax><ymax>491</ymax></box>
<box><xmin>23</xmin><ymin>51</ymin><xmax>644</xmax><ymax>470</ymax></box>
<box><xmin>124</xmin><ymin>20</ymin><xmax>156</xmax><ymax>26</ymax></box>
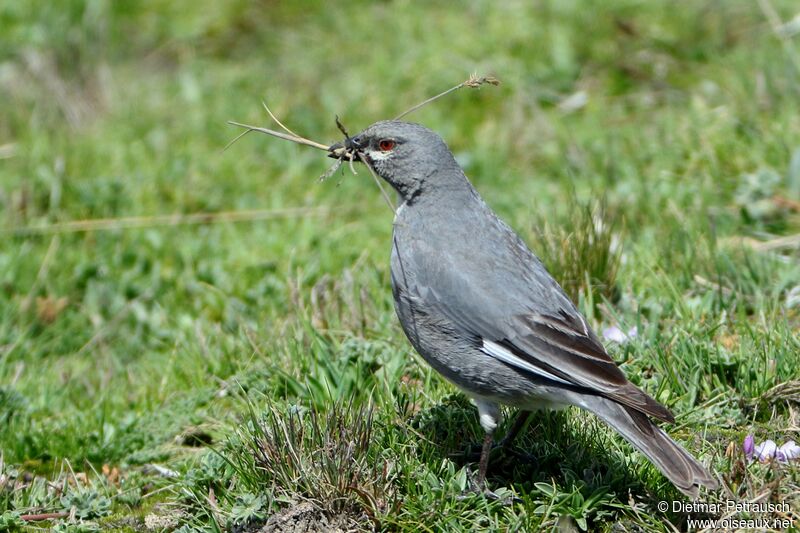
<box><xmin>743</xmin><ymin>435</ymin><xmax>755</xmax><ymax>461</ymax></box>
<box><xmin>602</xmin><ymin>325</ymin><xmax>638</xmax><ymax>343</ymax></box>
<box><xmin>754</xmin><ymin>440</ymin><xmax>777</xmax><ymax>463</ymax></box>
<box><xmin>776</xmin><ymin>440</ymin><xmax>800</xmax><ymax>463</ymax></box>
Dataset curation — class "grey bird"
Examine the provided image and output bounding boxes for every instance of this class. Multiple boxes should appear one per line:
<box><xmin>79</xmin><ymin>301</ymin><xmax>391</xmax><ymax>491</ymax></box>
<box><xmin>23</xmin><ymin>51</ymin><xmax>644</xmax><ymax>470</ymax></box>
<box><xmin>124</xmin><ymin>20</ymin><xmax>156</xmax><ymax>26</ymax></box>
<box><xmin>329</xmin><ymin>120</ymin><xmax>718</xmax><ymax>498</ymax></box>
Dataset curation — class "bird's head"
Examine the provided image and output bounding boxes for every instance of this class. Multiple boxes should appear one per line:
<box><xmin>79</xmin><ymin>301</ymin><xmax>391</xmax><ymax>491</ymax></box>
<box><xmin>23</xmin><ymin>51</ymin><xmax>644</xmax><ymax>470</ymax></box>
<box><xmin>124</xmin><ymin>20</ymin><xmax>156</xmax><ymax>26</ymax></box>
<box><xmin>328</xmin><ymin>121</ymin><xmax>464</xmax><ymax>201</ymax></box>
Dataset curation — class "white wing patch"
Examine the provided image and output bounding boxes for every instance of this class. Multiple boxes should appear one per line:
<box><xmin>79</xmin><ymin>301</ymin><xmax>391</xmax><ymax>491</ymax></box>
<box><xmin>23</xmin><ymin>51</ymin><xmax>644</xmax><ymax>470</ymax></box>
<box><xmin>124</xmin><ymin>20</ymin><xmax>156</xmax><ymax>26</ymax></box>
<box><xmin>394</xmin><ymin>199</ymin><xmax>407</xmax><ymax>221</ymax></box>
<box><xmin>481</xmin><ymin>339</ymin><xmax>572</xmax><ymax>386</ymax></box>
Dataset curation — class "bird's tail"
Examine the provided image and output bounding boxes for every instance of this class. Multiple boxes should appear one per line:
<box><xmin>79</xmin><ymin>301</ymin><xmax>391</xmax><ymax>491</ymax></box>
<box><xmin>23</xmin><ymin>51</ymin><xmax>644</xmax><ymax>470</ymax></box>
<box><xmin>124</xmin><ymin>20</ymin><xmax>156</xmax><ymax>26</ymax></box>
<box><xmin>574</xmin><ymin>395</ymin><xmax>718</xmax><ymax>498</ymax></box>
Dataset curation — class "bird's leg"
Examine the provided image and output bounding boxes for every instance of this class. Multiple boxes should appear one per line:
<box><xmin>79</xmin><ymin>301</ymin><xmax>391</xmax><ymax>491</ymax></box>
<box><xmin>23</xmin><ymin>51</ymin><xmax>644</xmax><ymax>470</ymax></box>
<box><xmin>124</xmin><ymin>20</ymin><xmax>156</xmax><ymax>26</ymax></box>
<box><xmin>458</xmin><ymin>400</ymin><xmax>522</xmax><ymax>504</ymax></box>
<box><xmin>458</xmin><ymin>409</ymin><xmax>535</xmax><ymax>464</ymax></box>
<box><xmin>476</xmin><ymin>431</ymin><xmax>494</xmax><ymax>488</ymax></box>
<box><xmin>498</xmin><ymin>410</ymin><xmax>532</xmax><ymax>449</ymax></box>
<box><xmin>468</xmin><ymin>428</ymin><xmax>521</xmax><ymax>505</ymax></box>
<box><xmin>472</xmin><ymin>399</ymin><xmax>500</xmax><ymax>489</ymax></box>
<box><xmin>458</xmin><ymin>429</ymin><xmax>495</xmax><ymax>499</ymax></box>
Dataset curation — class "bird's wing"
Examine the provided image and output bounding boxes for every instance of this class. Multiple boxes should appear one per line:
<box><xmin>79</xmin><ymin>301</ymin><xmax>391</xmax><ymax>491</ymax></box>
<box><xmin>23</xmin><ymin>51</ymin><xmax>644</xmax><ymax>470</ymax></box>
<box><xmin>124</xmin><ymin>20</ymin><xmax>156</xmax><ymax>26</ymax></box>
<box><xmin>401</xmin><ymin>234</ymin><xmax>673</xmax><ymax>423</ymax></box>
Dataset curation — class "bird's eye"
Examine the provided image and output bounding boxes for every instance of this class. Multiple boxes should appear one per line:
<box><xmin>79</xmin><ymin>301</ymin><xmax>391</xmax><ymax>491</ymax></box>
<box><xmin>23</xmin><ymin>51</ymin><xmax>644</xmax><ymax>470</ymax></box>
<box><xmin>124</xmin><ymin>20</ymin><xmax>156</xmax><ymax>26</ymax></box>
<box><xmin>378</xmin><ymin>139</ymin><xmax>396</xmax><ymax>152</ymax></box>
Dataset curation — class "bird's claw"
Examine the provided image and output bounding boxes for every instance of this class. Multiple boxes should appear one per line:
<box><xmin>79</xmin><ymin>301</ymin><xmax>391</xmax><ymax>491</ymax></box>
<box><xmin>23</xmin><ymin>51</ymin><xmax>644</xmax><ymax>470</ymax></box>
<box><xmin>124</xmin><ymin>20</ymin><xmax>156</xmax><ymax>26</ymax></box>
<box><xmin>456</xmin><ymin>472</ymin><xmax>521</xmax><ymax>505</ymax></box>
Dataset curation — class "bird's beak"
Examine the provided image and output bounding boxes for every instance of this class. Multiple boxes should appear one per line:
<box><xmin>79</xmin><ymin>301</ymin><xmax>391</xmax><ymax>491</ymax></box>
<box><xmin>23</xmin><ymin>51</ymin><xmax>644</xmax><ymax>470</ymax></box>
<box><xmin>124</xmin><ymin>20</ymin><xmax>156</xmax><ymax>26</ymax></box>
<box><xmin>327</xmin><ymin>141</ymin><xmax>345</xmax><ymax>159</ymax></box>
<box><xmin>327</xmin><ymin>138</ymin><xmax>363</xmax><ymax>161</ymax></box>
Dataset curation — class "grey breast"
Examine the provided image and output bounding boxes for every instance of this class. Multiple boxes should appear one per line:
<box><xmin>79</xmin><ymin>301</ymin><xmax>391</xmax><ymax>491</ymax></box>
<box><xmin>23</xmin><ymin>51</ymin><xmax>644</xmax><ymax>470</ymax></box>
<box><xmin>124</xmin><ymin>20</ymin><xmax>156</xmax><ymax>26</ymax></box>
<box><xmin>388</xmin><ymin>194</ymin><xmax>560</xmax><ymax>404</ymax></box>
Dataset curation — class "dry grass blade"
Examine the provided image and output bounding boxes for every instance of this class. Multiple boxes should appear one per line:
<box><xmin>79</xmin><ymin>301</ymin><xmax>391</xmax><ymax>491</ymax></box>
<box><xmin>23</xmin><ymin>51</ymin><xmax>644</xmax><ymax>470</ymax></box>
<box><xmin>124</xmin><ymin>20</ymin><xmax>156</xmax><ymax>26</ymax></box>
<box><xmin>394</xmin><ymin>73</ymin><xmax>500</xmax><ymax>120</ymax></box>
<box><xmin>753</xmin><ymin>233</ymin><xmax>800</xmax><ymax>251</ymax></box>
<box><xmin>347</xmin><ymin>151</ymin><xmax>358</xmax><ymax>176</ymax></box>
<box><xmin>227</xmin><ymin>120</ymin><xmax>355</xmax><ymax>163</ymax></box>
<box><xmin>226</xmin><ymin>121</ymin><xmax>331</xmax><ymax>151</ymax></box>
<box><xmin>318</xmin><ymin>158</ymin><xmax>344</xmax><ymax>182</ymax></box>
<box><xmin>0</xmin><ymin>143</ymin><xmax>18</xmax><ymax>159</ymax></box>
<box><xmin>3</xmin><ymin>206</ymin><xmax>332</xmax><ymax>235</ymax></box>
<box><xmin>228</xmin><ymin>74</ymin><xmax>500</xmax><ymax>213</ymax></box>
<box><xmin>262</xmin><ymin>100</ymin><xmax>301</xmax><ymax>138</ymax></box>
<box><xmin>222</xmin><ymin>128</ymin><xmax>254</xmax><ymax>152</ymax></box>
<box><xmin>228</xmin><ymin>73</ymin><xmax>500</xmax><ymax>155</ymax></box>
<box><xmin>362</xmin><ymin>157</ymin><xmax>396</xmax><ymax>212</ymax></box>
<box><xmin>761</xmin><ymin>380</ymin><xmax>800</xmax><ymax>405</ymax></box>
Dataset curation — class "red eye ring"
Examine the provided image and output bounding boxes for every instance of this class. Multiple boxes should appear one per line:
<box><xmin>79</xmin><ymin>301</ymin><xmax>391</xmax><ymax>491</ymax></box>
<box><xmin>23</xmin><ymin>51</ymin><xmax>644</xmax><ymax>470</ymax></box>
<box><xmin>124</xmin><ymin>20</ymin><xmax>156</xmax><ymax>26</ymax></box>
<box><xmin>378</xmin><ymin>139</ymin><xmax>396</xmax><ymax>151</ymax></box>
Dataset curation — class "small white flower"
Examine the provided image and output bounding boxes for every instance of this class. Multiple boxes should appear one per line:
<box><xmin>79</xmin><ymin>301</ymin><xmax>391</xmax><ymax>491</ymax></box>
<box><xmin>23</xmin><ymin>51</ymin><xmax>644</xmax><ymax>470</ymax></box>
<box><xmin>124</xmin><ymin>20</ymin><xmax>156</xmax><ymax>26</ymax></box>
<box><xmin>754</xmin><ymin>440</ymin><xmax>777</xmax><ymax>462</ymax></box>
<box><xmin>777</xmin><ymin>440</ymin><xmax>800</xmax><ymax>463</ymax></box>
<box><xmin>602</xmin><ymin>325</ymin><xmax>638</xmax><ymax>343</ymax></box>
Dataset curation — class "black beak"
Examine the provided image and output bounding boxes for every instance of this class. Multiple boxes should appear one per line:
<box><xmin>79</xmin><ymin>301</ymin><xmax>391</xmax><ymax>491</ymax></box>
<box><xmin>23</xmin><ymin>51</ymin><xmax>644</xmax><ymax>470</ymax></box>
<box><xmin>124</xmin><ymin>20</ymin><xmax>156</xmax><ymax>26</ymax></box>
<box><xmin>327</xmin><ymin>141</ymin><xmax>344</xmax><ymax>158</ymax></box>
<box><xmin>327</xmin><ymin>136</ymin><xmax>364</xmax><ymax>161</ymax></box>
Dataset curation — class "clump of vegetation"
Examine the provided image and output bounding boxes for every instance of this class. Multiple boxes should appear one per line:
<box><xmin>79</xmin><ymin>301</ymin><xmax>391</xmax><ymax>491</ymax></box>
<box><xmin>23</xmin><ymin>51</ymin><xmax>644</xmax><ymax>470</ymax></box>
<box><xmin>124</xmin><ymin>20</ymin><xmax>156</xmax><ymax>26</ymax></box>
<box><xmin>60</xmin><ymin>488</ymin><xmax>111</xmax><ymax>520</ymax></box>
<box><xmin>532</xmin><ymin>198</ymin><xmax>622</xmax><ymax>315</ymax></box>
<box><xmin>235</xmin><ymin>401</ymin><xmax>393</xmax><ymax>530</ymax></box>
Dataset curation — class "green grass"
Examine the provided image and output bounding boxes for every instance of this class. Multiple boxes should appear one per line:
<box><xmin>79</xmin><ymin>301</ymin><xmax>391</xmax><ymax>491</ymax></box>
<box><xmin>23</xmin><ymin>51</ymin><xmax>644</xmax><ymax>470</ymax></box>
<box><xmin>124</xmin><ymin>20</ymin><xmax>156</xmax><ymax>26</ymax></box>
<box><xmin>1</xmin><ymin>0</ymin><xmax>799</xmax><ymax>530</ymax></box>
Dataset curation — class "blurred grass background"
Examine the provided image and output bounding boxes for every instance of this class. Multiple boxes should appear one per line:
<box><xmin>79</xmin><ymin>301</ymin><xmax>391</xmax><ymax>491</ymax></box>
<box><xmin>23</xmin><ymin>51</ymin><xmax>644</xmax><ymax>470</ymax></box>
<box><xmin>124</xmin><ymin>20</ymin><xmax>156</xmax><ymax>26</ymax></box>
<box><xmin>1</xmin><ymin>0</ymin><xmax>799</xmax><ymax>530</ymax></box>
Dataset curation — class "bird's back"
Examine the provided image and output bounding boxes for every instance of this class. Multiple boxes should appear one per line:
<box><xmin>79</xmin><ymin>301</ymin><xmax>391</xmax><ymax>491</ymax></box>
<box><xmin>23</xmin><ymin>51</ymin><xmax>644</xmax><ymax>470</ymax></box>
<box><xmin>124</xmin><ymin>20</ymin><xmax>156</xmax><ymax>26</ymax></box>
<box><xmin>390</xmin><ymin>179</ymin><xmax>673</xmax><ymax>423</ymax></box>
<box><xmin>390</xmin><ymin>184</ymin><xmax>581</xmax><ymax>335</ymax></box>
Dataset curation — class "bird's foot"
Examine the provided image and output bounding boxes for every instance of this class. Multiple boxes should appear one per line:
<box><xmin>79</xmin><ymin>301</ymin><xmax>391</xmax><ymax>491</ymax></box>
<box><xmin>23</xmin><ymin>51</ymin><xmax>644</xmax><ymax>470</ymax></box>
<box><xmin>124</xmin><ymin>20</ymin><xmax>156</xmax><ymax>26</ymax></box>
<box><xmin>483</xmin><ymin>488</ymin><xmax>522</xmax><ymax>505</ymax></box>
<box><xmin>456</xmin><ymin>472</ymin><xmax>521</xmax><ymax>505</ymax></box>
